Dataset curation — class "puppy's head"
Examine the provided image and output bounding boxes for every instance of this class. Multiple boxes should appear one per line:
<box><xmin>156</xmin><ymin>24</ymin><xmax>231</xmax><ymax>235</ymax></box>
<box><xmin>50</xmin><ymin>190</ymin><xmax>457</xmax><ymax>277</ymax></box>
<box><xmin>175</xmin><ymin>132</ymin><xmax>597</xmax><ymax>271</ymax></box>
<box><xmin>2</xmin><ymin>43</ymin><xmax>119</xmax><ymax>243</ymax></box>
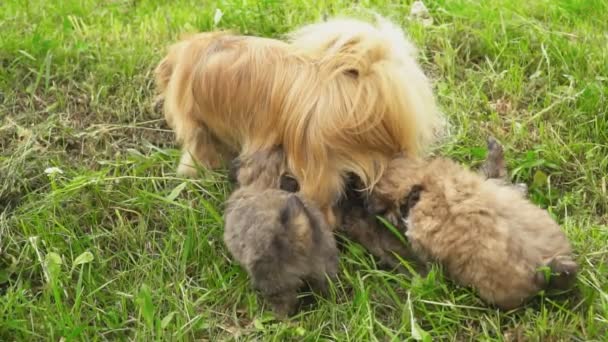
<box><xmin>365</xmin><ymin>156</ymin><xmax>426</xmax><ymax>229</ymax></box>
<box><xmin>229</xmin><ymin>146</ymin><xmax>299</xmax><ymax>191</ymax></box>
<box><xmin>278</xmin><ymin>195</ymin><xmax>338</xmax><ymax>274</ymax></box>
<box><xmin>479</xmin><ymin>136</ymin><xmax>507</xmax><ymax>180</ymax></box>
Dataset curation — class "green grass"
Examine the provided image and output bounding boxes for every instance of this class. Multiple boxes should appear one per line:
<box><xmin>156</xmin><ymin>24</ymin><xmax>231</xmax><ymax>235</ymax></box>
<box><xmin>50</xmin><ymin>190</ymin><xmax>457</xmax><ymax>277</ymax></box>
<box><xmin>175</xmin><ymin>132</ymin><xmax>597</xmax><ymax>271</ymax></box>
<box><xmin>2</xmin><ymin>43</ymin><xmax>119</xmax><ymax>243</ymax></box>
<box><xmin>1</xmin><ymin>0</ymin><xmax>607</xmax><ymax>340</ymax></box>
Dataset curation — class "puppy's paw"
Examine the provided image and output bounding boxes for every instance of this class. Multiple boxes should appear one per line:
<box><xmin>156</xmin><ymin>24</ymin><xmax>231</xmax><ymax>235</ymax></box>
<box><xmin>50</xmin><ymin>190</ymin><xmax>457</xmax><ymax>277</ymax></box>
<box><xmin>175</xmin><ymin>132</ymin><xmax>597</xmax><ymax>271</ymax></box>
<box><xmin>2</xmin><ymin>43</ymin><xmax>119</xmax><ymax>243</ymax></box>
<box><xmin>546</xmin><ymin>255</ymin><xmax>578</xmax><ymax>290</ymax></box>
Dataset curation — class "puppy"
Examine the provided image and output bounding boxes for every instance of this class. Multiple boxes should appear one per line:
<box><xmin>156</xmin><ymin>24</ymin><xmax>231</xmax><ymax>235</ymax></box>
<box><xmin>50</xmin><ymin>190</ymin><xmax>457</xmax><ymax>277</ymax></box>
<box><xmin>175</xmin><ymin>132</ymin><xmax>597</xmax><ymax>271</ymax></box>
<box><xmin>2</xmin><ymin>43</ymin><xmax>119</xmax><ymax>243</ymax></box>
<box><xmin>155</xmin><ymin>16</ymin><xmax>445</xmax><ymax>227</ymax></box>
<box><xmin>224</xmin><ymin>148</ymin><xmax>338</xmax><ymax>317</ymax></box>
<box><xmin>335</xmin><ymin>174</ymin><xmax>417</xmax><ymax>270</ymax></box>
<box><xmin>365</xmin><ymin>138</ymin><xmax>577</xmax><ymax>310</ymax></box>
<box><xmin>335</xmin><ymin>138</ymin><xmax>517</xmax><ymax>271</ymax></box>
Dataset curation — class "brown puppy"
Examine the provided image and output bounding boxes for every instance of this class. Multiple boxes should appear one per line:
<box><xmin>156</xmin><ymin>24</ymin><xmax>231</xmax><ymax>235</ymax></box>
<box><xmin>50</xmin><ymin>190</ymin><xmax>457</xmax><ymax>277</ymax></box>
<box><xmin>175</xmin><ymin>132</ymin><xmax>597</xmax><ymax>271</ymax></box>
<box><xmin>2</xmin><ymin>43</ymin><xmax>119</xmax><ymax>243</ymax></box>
<box><xmin>366</xmin><ymin>139</ymin><xmax>577</xmax><ymax>310</ymax></box>
<box><xmin>224</xmin><ymin>148</ymin><xmax>338</xmax><ymax>317</ymax></box>
<box><xmin>335</xmin><ymin>174</ymin><xmax>416</xmax><ymax>270</ymax></box>
<box><xmin>335</xmin><ymin>138</ymin><xmax>518</xmax><ymax>271</ymax></box>
<box><xmin>155</xmin><ymin>16</ymin><xmax>445</xmax><ymax>228</ymax></box>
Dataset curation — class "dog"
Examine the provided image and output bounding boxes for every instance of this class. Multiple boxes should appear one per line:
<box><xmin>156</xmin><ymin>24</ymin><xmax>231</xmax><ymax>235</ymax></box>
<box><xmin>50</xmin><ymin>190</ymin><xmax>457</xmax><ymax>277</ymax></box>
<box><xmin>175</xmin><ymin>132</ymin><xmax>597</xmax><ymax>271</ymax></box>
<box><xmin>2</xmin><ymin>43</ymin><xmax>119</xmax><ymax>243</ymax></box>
<box><xmin>364</xmin><ymin>138</ymin><xmax>578</xmax><ymax>310</ymax></box>
<box><xmin>224</xmin><ymin>147</ymin><xmax>338</xmax><ymax>317</ymax></box>
<box><xmin>154</xmin><ymin>15</ymin><xmax>444</xmax><ymax>227</ymax></box>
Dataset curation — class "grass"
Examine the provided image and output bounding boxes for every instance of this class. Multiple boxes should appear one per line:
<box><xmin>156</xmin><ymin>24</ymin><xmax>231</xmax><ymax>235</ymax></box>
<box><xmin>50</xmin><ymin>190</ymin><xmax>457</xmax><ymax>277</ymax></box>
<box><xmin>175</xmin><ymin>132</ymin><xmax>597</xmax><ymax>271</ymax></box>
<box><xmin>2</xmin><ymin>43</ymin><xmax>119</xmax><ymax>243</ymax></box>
<box><xmin>1</xmin><ymin>0</ymin><xmax>607</xmax><ymax>340</ymax></box>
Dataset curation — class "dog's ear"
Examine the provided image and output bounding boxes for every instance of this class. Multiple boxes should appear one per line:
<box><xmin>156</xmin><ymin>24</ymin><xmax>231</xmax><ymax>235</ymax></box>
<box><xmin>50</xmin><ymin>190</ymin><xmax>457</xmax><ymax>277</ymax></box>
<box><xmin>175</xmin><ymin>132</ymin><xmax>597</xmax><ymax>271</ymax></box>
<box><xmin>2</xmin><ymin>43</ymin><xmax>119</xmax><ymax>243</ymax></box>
<box><xmin>152</xmin><ymin>56</ymin><xmax>173</xmax><ymax>113</ymax></box>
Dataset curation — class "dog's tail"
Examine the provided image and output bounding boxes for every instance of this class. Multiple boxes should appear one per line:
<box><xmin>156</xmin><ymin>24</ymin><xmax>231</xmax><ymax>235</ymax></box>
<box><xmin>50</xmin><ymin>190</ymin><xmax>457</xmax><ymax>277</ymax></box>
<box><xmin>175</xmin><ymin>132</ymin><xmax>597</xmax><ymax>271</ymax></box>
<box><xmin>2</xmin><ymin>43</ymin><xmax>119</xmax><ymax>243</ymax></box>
<box><xmin>288</xmin><ymin>16</ymin><xmax>445</xmax><ymax>192</ymax></box>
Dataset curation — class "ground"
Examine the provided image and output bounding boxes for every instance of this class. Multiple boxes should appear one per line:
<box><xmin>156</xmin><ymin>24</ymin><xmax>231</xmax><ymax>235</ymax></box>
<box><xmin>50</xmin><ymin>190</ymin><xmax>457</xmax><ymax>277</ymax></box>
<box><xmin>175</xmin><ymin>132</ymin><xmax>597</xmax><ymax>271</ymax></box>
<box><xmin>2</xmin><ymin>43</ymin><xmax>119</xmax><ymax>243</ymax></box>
<box><xmin>1</xmin><ymin>0</ymin><xmax>607</xmax><ymax>340</ymax></box>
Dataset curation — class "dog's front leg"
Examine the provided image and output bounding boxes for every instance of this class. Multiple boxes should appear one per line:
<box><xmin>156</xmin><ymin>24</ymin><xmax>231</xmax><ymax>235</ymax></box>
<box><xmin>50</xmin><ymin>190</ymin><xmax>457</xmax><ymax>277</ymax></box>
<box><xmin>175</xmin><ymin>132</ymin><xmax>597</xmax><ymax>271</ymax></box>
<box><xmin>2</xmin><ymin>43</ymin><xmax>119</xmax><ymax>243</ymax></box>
<box><xmin>177</xmin><ymin>125</ymin><xmax>234</xmax><ymax>177</ymax></box>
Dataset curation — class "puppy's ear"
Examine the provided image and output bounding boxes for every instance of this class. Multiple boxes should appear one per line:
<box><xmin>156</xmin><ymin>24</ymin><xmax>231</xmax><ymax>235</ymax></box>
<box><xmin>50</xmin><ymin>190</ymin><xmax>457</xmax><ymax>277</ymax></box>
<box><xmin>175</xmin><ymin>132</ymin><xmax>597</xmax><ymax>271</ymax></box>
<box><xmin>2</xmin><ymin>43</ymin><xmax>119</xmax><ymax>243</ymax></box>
<box><xmin>280</xmin><ymin>195</ymin><xmax>313</xmax><ymax>246</ymax></box>
<box><xmin>400</xmin><ymin>184</ymin><xmax>423</xmax><ymax>217</ymax></box>
<box><xmin>480</xmin><ymin>136</ymin><xmax>507</xmax><ymax>180</ymax></box>
<box><xmin>342</xmin><ymin>173</ymin><xmax>366</xmax><ymax>201</ymax></box>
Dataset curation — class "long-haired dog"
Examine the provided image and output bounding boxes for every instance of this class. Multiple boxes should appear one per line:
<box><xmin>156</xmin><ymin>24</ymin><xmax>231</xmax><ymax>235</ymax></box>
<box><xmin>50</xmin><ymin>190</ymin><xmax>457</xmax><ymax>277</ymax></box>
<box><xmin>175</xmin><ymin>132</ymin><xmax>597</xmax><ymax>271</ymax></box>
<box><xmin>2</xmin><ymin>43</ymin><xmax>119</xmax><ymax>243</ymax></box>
<box><xmin>224</xmin><ymin>147</ymin><xmax>338</xmax><ymax>317</ymax></box>
<box><xmin>154</xmin><ymin>16</ymin><xmax>444</xmax><ymax>227</ymax></box>
<box><xmin>365</xmin><ymin>138</ymin><xmax>577</xmax><ymax>310</ymax></box>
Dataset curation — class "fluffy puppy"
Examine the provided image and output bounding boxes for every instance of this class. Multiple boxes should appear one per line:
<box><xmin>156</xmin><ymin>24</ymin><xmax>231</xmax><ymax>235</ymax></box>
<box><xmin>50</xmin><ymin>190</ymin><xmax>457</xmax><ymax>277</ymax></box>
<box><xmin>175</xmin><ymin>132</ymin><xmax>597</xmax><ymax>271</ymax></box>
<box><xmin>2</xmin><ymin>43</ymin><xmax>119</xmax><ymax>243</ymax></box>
<box><xmin>366</xmin><ymin>139</ymin><xmax>577</xmax><ymax>310</ymax></box>
<box><xmin>335</xmin><ymin>138</ymin><xmax>517</xmax><ymax>271</ymax></box>
<box><xmin>155</xmin><ymin>16</ymin><xmax>444</xmax><ymax>227</ymax></box>
<box><xmin>224</xmin><ymin>148</ymin><xmax>338</xmax><ymax>317</ymax></box>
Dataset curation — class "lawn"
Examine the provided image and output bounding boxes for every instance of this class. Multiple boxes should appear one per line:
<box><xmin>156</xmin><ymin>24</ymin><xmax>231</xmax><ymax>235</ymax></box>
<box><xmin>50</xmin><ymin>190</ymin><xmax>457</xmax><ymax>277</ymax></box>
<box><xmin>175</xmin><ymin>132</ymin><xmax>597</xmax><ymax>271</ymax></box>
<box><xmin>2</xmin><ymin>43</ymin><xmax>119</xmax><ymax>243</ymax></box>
<box><xmin>1</xmin><ymin>0</ymin><xmax>607</xmax><ymax>340</ymax></box>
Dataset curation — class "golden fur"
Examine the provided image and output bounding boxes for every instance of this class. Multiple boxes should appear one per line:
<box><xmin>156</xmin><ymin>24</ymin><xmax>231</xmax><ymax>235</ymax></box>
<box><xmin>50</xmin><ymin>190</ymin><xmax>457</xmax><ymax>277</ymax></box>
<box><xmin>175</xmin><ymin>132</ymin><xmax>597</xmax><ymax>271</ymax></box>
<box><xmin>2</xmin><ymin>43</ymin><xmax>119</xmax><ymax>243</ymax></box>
<box><xmin>367</xmin><ymin>147</ymin><xmax>577</xmax><ymax>310</ymax></box>
<box><xmin>154</xmin><ymin>16</ymin><xmax>444</xmax><ymax>227</ymax></box>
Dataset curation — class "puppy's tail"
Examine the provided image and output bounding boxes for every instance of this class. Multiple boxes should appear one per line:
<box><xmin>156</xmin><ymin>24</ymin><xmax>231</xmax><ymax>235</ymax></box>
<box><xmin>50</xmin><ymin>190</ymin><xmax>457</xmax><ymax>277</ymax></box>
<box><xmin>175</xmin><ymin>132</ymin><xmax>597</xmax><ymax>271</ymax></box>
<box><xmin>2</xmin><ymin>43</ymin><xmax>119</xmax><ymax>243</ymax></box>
<box><xmin>286</xmin><ymin>16</ymin><xmax>446</xmax><ymax>194</ymax></box>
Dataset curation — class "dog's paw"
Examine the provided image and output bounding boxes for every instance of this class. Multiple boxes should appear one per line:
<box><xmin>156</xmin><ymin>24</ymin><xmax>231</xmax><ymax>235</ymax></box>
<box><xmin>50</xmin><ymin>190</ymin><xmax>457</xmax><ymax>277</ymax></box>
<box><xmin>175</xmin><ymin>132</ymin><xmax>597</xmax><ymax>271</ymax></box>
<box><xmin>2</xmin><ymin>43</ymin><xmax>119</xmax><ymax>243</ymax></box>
<box><xmin>177</xmin><ymin>153</ymin><xmax>198</xmax><ymax>177</ymax></box>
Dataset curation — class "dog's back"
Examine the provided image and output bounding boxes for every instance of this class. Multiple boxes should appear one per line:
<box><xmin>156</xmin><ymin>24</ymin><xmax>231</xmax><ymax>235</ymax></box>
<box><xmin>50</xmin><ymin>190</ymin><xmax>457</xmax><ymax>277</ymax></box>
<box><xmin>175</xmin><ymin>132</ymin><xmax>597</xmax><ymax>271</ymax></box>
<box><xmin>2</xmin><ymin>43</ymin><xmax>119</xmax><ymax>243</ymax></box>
<box><xmin>156</xmin><ymin>16</ymin><xmax>447</xmax><ymax>227</ymax></box>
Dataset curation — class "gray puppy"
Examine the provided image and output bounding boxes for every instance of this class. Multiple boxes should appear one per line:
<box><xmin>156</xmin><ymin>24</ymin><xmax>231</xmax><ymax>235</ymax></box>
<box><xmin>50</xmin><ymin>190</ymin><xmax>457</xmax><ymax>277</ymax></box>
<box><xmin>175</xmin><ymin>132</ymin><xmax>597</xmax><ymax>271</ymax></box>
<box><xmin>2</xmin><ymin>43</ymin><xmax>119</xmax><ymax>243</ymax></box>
<box><xmin>224</xmin><ymin>147</ymin><xmax>338</xmax><ymax>317</ymax></box>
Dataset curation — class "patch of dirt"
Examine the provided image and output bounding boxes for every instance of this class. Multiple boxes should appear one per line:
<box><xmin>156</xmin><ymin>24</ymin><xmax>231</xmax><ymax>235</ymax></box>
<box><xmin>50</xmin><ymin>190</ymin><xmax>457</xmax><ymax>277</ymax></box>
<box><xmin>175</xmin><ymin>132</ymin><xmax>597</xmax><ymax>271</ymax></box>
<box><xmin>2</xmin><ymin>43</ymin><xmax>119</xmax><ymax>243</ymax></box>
<box><xmin>490</xmin><ymin>97</ymin><xmax>513</xmax><ymax>116</ymax></box>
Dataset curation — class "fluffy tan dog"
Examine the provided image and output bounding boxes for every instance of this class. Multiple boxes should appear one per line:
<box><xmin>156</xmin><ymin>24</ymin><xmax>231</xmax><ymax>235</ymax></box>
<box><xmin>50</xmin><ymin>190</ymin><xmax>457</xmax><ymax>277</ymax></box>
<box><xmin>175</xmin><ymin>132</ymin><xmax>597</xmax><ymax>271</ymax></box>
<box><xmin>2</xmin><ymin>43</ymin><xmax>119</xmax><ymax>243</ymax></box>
<box><xmin>366</xmin><ymin>140</ymin><xmax>577</xmax><ymax>310</ymax></box>
<box><xmin>154</xmin><ymin>16</ymin><xmax>444</xmax><ymax>227</ymax></box>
